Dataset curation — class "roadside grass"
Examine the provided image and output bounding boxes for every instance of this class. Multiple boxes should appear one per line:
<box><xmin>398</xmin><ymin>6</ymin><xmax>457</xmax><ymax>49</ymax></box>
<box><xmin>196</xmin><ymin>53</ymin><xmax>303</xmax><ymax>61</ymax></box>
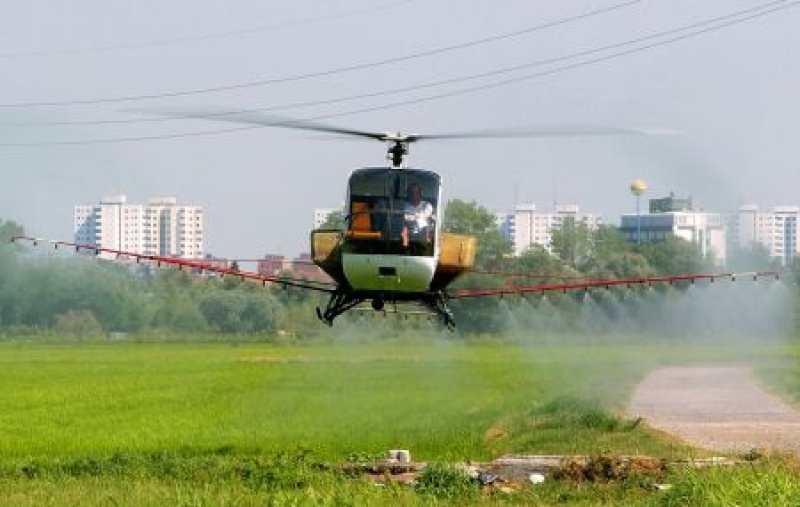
<box><xmin>0</xmin><ymin>334</ymin><xmax>797</xmax><ymax>505</ymax></box>
<box><xmin>656</xmin><ymin>456</ymin><xmax>800</xmax><ymax>507</ymax></box>
<box><xmin>756</xmin><ymin>342</ymin><xmax>800</xmax><ymax>405</ymax></box>
<box><xmin>481</xmin><ymin>395</ymin><xmax>685</xmax><ymax>457</ymax></box>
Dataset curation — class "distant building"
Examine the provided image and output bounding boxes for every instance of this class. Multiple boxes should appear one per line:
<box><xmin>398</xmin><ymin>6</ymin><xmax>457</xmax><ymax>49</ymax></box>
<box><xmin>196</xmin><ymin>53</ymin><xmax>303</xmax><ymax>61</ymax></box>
<box><xmin>496</xmin><ymin>203</ymin><xmax>603</xmax><ymax>256</ymax></box>
<box><xmin>619</xmin><ymin>194</ymin><xmax>726</xmax><ymax>264</ymax></box>
<box><xmin>196</xmin><ymin>256</ymin><xmax>231</xmax><ymax>270</ymax></box>
<box><xmin>74</xmin><ymin>195</ymin><xmax>204</xmax><ymax>260</ymax></box>
<box><xmin>293</xmin><ymin>253</ymin><xmax>327</xmax><ymax>280</ymax></box>
<box><xmin>144</xmin><ymin>197</ymin><xmax>204</xmax><ymax>259</ymax></box>
<box><xmin>257</xmin><ymin>253</ymin><xmax>330</xmax><ymax>282</ymax></box>
<box><xmin>649</xmin><ymin>193</ymin><xmax>693</xmax><ymax>213</ymax></box>
<box><xmin>732</xmin><ymin>204</ymin><xmax>798</xmax><ymax>265</ymax></box>
<box><xmin>75</xmin><ymin>195</ymin><xmax>143</xmax><ymax>254</ymax></box>
<box><xmin>257</xmin><ymin>255</ymin><xmax>292</xmax><ymax>276</ymax></box>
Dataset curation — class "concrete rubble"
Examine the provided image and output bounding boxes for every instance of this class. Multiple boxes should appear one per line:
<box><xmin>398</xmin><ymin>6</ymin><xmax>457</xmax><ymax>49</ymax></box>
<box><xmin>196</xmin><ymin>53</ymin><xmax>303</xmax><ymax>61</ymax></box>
<box><xmin>345</xmin><ymin>452</ymin><xmax>742</xmax><ymax>487</ymax></box>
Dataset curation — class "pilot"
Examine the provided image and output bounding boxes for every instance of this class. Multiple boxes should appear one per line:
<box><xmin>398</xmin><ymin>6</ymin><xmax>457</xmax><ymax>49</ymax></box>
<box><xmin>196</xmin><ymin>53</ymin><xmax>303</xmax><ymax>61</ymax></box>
<box><xmin>401</xmin><ymin>182</ymin><xmax>434</xmax><ymax>249</ymax></box>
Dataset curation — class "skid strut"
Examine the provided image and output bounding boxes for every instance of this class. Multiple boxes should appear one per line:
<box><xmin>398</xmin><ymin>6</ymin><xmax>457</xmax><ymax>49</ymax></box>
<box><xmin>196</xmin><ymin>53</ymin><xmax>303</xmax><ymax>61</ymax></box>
<box><xmin>420</xmin><ymin>292</ymin><xmax>456</xmax><ymax>331</ymax></box>
<box><xmin>316</xmin><ymin>290</ymin><xmax>365</xmax><ymax>326</ymax></box>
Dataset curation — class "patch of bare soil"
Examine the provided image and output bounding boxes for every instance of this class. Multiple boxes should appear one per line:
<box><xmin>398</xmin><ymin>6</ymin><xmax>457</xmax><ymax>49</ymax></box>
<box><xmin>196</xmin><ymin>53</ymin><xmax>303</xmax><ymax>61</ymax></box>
<box><xmin>628</xmin><ymin>367</ymin><xmax>800</xmax><ymax>454</ymax></box>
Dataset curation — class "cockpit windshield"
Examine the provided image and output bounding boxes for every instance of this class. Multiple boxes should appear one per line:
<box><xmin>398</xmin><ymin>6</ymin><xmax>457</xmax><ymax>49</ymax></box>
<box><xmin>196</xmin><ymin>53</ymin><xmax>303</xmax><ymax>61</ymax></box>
<box><xmin>344</xmin><ymin>168</ymin><xmax>441</xmax><ymax>257</ymax></box>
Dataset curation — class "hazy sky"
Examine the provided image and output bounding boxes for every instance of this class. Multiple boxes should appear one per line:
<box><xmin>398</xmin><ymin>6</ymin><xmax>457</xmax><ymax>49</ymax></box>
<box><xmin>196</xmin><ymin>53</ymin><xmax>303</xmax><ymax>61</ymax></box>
<box><xmin>1</xmin><ymin>0</ymin><xmax>797</xmax><ymax>258</ymax></box>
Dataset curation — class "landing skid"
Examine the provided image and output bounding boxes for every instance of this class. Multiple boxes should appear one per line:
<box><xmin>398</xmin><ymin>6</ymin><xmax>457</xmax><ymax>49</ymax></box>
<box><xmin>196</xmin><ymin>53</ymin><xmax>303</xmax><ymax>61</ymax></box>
<box><xmin>316</xmin><ymin>290</ymin><xmax>456</xmax><ymax>331</ymax></box>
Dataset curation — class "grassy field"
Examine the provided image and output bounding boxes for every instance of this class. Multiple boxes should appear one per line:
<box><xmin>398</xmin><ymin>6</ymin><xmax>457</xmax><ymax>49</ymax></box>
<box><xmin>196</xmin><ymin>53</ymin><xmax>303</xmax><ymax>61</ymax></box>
<box><xmin>0</xmin><ymin>334</ymin><xmax>798</xmax><ymax>505</ymax></box>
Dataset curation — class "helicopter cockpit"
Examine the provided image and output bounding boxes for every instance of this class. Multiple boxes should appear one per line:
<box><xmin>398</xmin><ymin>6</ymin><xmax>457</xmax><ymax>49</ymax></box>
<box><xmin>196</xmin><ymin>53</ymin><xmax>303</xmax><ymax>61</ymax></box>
<box><xmin>344</xmin><ymin>167</ymin><xmax>441</xmax><ymax>257</ymax></box>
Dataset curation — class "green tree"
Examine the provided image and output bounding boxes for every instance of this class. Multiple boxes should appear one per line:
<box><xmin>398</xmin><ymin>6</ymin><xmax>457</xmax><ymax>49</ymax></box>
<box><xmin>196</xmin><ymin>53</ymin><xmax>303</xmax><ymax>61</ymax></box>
<box><xmin>199</xmin><ymin>290</ymin><xmax>286</xmax><ymax>333</ymax></box>
<box><xmin>151</xmin><ymin>290</ymin><xmax>206</xmax><ymax>332</ymax></box>
<box><xmin>148</xmin><ymin>268</ymin><xmax>206</xmax><ymax>331</ymax></box>
<box><xmin>156</xmin><ymin>267</ymin><xmax>194</xmax><ymax>290</ymax></box>
<box><xmin>581</xmin><ymin>225</ymin><xmax>654</xmax><ymax>279</ymax></box>
<box><xmin>199</xmin><ymin>291</ymin><xmax>245</xmax><ymax>332</ymax></box>
<box><xmin>54</xmin><ymin>310</ymin><xmax>103</xmax><ymax>338</ymax></box>
<box><xmin>550</xmin><ymin>217</ymin><xmax>593</xmax><ymax>267</ymax></box>
<box><xmin>10</xmin><ymin>259</ymin><xmax>150</xmax><ymax>332</ymax></box>
<box><xmin>221</xmin><ymin>271</ymin><xmax>245</xmax><ymax>290</ymax></box>
<box><xmin>591</xmin><ymin>225</ymin><xmax>634</xmax><ymax>265</ymax></box>
<box><xmin>727</xmin><ymin>242</ymin><xmax>777</xmax><ymax>271</ymax></box>
<box><xmin>638</xmin><ymin>236</ymin><xmax>711</xmax><ymax>275</ymax></box>
<box><xmin>65</xmin><ymin>261</ymin><xmax>150</xmax><ymax>332</ymax></box>
<box><xmin>515</xmin><ymin>244</ymin><xmax>561</xmax><ymax>273</ymax></box>
<box><xmin>0</xmin><ymin>219</ymin><xmax>23</xmax><ymax>243</ymax></box>
<box><xmin>319</xmin><ymin>210</ymin><xmax>345</xmax><ymax>230</ymax></box>
<box><xmin>509</xmin><ymin>244</ymin><xmax>585</xmax><ymax>285</ymax></box>
<box><xmin>0</xmin><ymin>221</ymin><xmax>23</xmax><ymax>326</ymax></box>
<box><xmin>591</xmin><ymin>251</ymin><xmax>653</xmax><ymax>279</ymax></box>
<box><xmin>443</xmin><ymin>199</ymin><xmax>511</xmax><ymax>269</ymax></box>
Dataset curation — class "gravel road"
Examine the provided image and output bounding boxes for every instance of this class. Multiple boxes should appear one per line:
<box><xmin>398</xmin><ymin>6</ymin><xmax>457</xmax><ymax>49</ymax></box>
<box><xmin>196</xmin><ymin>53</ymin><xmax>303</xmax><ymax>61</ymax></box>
<box><xmin>628</xmin><ymin>366</ymin><xmax>800</xmax><ymax>454</ymax></box>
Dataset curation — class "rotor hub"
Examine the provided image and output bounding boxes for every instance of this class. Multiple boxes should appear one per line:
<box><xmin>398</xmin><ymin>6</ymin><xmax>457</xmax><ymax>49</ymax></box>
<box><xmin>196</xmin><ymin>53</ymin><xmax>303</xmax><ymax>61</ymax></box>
<box><xmin>387</xmin><ymin>141</ymin><xmax>409</xmax><ymax>168</ymax></box>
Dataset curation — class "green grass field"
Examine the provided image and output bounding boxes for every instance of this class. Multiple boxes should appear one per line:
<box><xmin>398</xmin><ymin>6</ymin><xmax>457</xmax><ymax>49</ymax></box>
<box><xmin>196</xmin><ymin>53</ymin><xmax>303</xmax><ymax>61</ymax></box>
<box><xmin>0</xmin><ymin>335</ymin><xmax>798</xmax><ymax>505</ymax></box>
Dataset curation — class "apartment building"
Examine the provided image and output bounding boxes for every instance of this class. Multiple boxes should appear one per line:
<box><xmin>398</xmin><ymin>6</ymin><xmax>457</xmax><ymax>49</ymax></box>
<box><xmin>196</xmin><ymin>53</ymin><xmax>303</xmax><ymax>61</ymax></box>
<box><xmin>496</xmin><ymin>203</ymin><xmax>603</xmax><ymax>256</ymax></box>
<box><xmin>74</xmin><ymin>195</ymin><xmax>204</xmax><ymax>259</ymax></box>
<box><xmin>733</xmin><ymin>204</ymin><xmax>798</xmax><ymax>265</ymax></box>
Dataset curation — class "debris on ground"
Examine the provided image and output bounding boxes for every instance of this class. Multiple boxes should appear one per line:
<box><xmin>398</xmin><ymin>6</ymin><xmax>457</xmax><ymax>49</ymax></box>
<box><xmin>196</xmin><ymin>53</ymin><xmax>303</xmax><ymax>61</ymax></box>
<box><xmin>478</xmin><ymin>455</ymin><xmax>666</xmax><ymax>483</ymax></box>
<box><xmin>553</xmin><ymin>455</ymin><xmax>666</xmax><ymax>482</ymax></box>
<box><xmin>343</xmin><ymin>452</ymin><xmax>745</xmax><ymax>487</ymax></box>
<box><xmin>669</xmin><ymin>456</ymin><xmax>740</xmax><ymax>468</ymax></box>
<box><xmin>342</xmin><ymin>450</ymin><xmax>426</xmax><ymax>485</ymax></box>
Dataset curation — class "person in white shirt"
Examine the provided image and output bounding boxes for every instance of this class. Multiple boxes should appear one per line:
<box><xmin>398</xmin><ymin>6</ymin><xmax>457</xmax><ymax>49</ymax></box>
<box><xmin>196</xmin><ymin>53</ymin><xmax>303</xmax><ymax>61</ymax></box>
<box><xmin>401</xmin><ymin>182</ymin><xmax>434</xmax><ymax>249</ymax></box>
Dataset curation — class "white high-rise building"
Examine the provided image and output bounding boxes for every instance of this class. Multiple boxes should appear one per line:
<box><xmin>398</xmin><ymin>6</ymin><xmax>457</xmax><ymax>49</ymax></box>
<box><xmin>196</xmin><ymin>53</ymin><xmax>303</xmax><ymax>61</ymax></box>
<box><xmin>74</xmin><ymin>195</ymin><xmax>204</xmax><ymax>259</ymax></box>
<box><xmin>497</xmin><ymin>203</ymin><xmax>603</xmax><ymax>256</ymax></box>
<box><xmin>734</xmin><ymin>204</ymin><xmax>798</xmax><ymax>265</ymax></box>
<box><xmin>143</xmin><ymin>197</ymin><xmax>204</xmax><ymax>259</ymax></box>
<box><xmin>74</xmin><ymin>195</ymin><xmax>143</xmax><ymax>253</ymax></box>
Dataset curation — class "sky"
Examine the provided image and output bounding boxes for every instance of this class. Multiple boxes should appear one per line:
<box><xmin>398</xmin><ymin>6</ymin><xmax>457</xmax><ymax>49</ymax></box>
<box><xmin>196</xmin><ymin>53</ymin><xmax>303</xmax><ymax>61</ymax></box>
<box><xmin>0</xmin><ymin>0</ymin><xmax>797</xmax><ymax>258</ymax></box>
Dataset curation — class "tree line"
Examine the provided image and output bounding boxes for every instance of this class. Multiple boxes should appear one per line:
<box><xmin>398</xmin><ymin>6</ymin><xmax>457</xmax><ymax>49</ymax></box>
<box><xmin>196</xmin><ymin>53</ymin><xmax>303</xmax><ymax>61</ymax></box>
<box><xmin>0</xmin><ymin>203</ymin><xmax>793</xmax><ymax>339</ymax></box>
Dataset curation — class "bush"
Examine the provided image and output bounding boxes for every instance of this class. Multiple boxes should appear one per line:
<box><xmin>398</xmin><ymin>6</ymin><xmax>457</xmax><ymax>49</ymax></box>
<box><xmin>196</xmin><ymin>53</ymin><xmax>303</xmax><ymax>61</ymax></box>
<box><xmin>415</xmin><ymin>463</ymin><xmax>478</xmax><ymax>500</ymax></box>
<box><xmin>54</xmin><ymin>310</ymin><xmax>103</xmax><ymax>338</ymax></box>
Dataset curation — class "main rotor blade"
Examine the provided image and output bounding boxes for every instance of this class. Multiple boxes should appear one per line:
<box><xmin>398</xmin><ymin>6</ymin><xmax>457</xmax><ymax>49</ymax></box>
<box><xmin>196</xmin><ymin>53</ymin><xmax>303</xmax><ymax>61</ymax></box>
<box><xmin>134</xmin><ymin>107</ymin><xmax>676</xmax><ymax>141</ymax></box>
<box><xmin>415</xmin><ymin>124</ymin><xmax>676</xmax><ymax>140</ymax></box>
<box><xmin>135</xmin><ymin>107</ymin><xmax>391</xmax><ymax>141</ymax></box>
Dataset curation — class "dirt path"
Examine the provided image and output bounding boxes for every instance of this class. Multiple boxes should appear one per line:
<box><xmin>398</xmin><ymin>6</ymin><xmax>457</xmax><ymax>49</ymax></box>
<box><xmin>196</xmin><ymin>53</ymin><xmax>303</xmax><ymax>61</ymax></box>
<box><xmin>628</xmin><ymin>366</ymin><xmax>800</xmax><ymax>455</ymax></box>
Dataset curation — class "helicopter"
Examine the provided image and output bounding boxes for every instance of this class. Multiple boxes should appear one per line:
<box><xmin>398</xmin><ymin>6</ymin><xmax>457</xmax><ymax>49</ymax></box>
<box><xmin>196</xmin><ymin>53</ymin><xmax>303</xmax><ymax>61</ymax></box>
<box><xmin>10</xmin><ymin>114</ymin><xmax>781</xmax><ymax>330</ymax></box>
<box><xmin>305</xmin><ymin>130</ymin><xmax>475</xmax><ymax>329</ymax></box>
